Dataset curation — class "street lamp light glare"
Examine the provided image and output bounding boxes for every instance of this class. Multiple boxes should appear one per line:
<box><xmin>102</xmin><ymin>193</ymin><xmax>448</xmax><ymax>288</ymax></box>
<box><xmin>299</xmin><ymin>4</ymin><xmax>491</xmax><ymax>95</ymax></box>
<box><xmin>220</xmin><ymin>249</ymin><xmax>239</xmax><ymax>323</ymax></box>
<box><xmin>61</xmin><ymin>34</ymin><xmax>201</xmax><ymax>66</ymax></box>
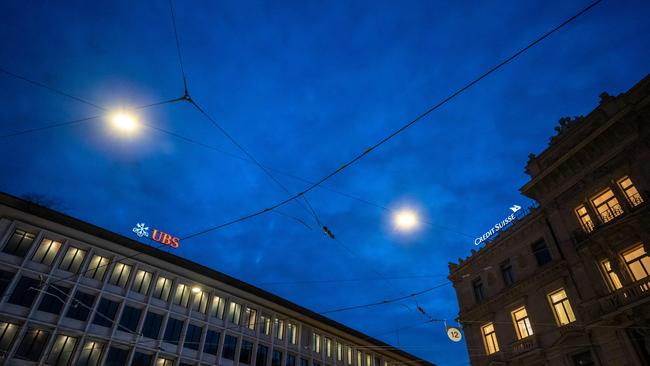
<box><xmin>192</xmin><ymin>286</ymin><xmax>201</xmax><ymax>293</ymax></box>
<box><xmin>110</xmin><ymin>112</ymin><xmax>137</xmax><ymax>132</ymax></box>
<box><xmin>394</xmin><ymin>209</ymin><xmax>419</xmax><ymax>231</ymax></box>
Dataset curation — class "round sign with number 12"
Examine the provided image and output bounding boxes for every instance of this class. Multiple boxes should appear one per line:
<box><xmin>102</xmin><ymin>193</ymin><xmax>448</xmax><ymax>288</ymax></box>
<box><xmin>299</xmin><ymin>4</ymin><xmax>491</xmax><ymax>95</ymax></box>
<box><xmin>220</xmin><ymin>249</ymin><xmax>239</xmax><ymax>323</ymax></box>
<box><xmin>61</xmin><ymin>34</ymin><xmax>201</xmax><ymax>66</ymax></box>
<box><xmin>447</xmin><ymin>327</ymin><xmax>462</xmax><ymax>342</ymax></box>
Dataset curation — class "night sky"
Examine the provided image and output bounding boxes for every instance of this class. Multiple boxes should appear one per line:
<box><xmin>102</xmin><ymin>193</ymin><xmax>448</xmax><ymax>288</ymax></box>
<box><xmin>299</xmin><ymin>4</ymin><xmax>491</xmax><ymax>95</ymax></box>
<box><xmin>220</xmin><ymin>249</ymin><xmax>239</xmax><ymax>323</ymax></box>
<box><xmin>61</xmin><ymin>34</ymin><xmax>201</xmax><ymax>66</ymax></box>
<box><xmin>1</xmin><ymin>1</ymin><xmax>649</xmax><ymax>365</ymax></box>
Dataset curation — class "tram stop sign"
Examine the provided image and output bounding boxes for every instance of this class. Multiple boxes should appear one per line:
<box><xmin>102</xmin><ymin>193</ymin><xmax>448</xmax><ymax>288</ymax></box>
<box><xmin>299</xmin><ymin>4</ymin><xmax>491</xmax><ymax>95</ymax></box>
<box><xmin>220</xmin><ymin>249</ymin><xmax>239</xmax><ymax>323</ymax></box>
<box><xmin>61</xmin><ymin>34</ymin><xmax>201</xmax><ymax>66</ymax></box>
<box><xmin>446</xmin><ymin>327</ymin><xmax>462</xmax><ymax>342</ymax></box>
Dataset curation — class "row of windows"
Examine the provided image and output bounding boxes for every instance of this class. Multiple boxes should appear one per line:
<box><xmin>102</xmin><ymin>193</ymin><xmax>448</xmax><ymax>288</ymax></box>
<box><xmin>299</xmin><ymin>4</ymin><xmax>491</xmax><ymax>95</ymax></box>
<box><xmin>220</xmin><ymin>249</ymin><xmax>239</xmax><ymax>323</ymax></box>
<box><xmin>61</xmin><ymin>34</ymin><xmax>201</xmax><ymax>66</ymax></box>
<box><xmin>0</xmin><ymin>227</ymin><xmax>397</xmax><ymax>365</ymax></box>
<box><xmin>575</xmin><ymin>175</ymin><xmax>644</xmax><ymax>233</ymax></box>
<box><xmin>480</xmin><ymin>287</ymin><xmax>576</xmax><ymax>355</ymax></box>
<box><xmin>471</xmin><ymin>240</ymin><xmax>552</xmax><ymax>303</ymax></box>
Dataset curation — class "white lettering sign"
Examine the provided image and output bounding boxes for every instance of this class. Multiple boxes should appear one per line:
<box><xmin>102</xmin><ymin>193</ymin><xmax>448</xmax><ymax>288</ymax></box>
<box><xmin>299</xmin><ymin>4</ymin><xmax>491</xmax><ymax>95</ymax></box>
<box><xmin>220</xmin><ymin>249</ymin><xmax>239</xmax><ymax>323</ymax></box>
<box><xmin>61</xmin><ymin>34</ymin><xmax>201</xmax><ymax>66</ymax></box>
<box><xmin>474</xmin><ymin>205</ymin><xmax>521</xmax><ymax>246</ymax></box>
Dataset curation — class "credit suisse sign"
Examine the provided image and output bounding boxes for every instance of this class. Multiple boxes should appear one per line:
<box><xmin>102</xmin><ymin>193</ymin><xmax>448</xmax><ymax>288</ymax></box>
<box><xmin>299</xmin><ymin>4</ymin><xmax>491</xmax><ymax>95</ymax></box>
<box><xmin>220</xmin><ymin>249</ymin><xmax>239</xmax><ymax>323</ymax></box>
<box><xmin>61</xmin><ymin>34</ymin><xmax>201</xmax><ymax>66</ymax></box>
<box><xmin>132</xmin><ymin>222</ymin><xmax>180</xmax><ymax>249</ymax></box>
<box><xmin>474</xmin><ymin>205</ymin><xmax>521</xmax><ymax>246</ymax></box>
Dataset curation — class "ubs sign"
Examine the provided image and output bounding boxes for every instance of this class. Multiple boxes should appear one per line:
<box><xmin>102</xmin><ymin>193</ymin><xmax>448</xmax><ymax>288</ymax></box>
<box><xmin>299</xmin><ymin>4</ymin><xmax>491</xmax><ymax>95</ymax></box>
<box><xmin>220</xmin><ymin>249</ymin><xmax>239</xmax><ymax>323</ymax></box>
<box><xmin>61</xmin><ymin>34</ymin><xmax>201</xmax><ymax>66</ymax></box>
<box><xmin>474</xmin><ymin>205</ymin><xmax>521</xmax><ymax>246</ymax></box>
<box><xmin>132</xmin><ymin>222</ymin><xmax>180</xmax><ymax>249</ymax></box>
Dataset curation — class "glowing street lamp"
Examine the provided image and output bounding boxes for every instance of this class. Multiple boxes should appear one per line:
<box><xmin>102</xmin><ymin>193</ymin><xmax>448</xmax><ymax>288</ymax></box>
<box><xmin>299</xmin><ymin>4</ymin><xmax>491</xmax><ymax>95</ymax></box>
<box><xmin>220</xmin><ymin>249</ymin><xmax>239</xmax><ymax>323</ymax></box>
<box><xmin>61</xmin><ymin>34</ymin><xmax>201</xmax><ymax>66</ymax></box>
<box><xmin>109</xmin><ymin>111</ymin><xmax>138</xmax><ymax>132</ymax></box>
<box><xmin>393</xmin><ymin>209</ymin><xmax>419</xmax><ymax>232</ymax></box>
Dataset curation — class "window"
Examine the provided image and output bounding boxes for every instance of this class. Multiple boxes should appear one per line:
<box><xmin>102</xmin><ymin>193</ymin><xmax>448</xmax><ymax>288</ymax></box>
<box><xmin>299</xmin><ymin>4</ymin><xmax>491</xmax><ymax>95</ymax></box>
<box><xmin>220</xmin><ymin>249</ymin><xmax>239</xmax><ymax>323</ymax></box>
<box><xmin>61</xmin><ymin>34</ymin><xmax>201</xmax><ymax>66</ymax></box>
<box><xmin>8</xmin><ymin>275</ymin><xmax>40</xmax><ymax>307</ymax></box>
<box><xmin>346</xmin><ymin>346</ymin><xmax>353</xmax><ymax>365</ymax></box>
<box><xmin>163</xmin><ymin>317</ymin><xmax>184</xmax><ymax>345</ymax></box>
<box><xmin>575</xmin><ymin>205</ymin><xmax>594</xmax><ymax>233</ymax></box>
<box><xmin>286</xmin><ymin>354</ymin><xmax>296</xmax><ymax>366</ymax></box>
<box><xmin>118</xmin><ymin>305</ymin><xmax>142</xmax><ymax>333</ymax></box>
<box><xmin>481</xmin><ymin>323</ymin><xmax>499</xmax><ymax>355</ymax></box>
<box><xmin>548</xmin><ymin>288</ymin><xmax>576</xmax><ymax>326</ymax></box>
<box><xmin>257</xmin><ymin>344</ymin><xmax>269</xmax><ymax>366</ymax></box>
<box><xmin>532</xmin><ymin>240</ymin><xmax>552</xmax><ymax>266</ymax></box>
<box><xmin>357</xmin><ymin>350</ymin><xmax>362</xmax><ymax>366</ymax></box>
<box><xmin>132</xmin><ymin>351</ymin><xmax>153</xmax><ymax>366</ymax></box>
<box><xmin>211</xmin><ymin>295</ymin><xmax>226</xmax><ymax>318</ymax></box>
<box><xmin>228</xmin><ymin>301</ymin><xmax>242</xmax><ymax>325</ymax></box>
<box><xmin>572</xmin><ymin>351</ymin><xmax>596</xmax><ymax>366</ymax></box>
<box><xmin>38</xmin><ymin>284</ymin><xmax>70</xmax><ymax>314</ymax></box>
<box><xmin>85</xmin><ymin>254</ymin><xmax>110</xmax><ymax>281</ymax></box>
<box><xmin>157</xmin><ymin>358</ymin><xmax>174</xmax><ymax>366</ymax></box>
<box><xmin>3</xmin><ymin>228</ymin><xmax>36</xmax><ymax>257</ymax></box>
<box><xmin>622</xmin><ymin>244</ymin><xmax>650</xmax><ymax>281</ymax></box>
<box><xmin>153</xmin><ymin>276</ymin><xmax>172</xmax><ymax>301</ymax></box>
<box><xmin>32</xmin><ymin>238</ymin><xmax>62</xmax><ymax>265</ymax></box>
<box><xmin>174</xmin><ymin>283</ymin><xmax>190</xmax><ymax>307</ymax></box>
<box><xmin>618</xmin><ymin>176</ymin><xmax>643</xmax><ymax>206</ymax></box>
<box><xmin>66</xmin><ymin>291</ymin><xmax>96</xmax><ymax>321</ymax></box>
<box><xmin>59</xmin><ymin>246</ymin><xmax>87</xmax><ymax>273</ymax></box>
<box><xmin>132</xmin><ymin>269</ymin><xmax>153</xmax><ymax>295</ymax></box>
<box><xmin>240</xmin><ymin>340</ymin><xmax>253</xmax><ymax>364</ymax></box>
<box><xmin>325</xmin><ymin>337</ymin><xmax>332</xmax><ymax>358</ymax></box>
<box><xmin>366</xmin><ymin>354</ymin><xmax>372</xmax><ymax>366</ymax></box>
<box><xmin>0</xmin><ymin>321</ymin><xmax>19</xmax><ymax>355</ymax></box>
<box><xmin>472</xmin><ymin>278</ymin><xmax>484</xmax><ymax>303</ymax></box>
<box><xmin>0</xmin><ymin>269</ymin><xmax>15</xmax><ymax>296</ymax></box>
<box><xmin>313</xmin><ymin>333</ymin><xmax>321</xmax><ymax>352</ymax></box>
<box><xmin>272</xmin><ymin>350</ymin><xmax>283</xmax><ymax>366</ymax></box>
<box><xmin>601</xmin><ymin>259</ymin><xmax>623</xmax><ymax>290</ymax></box>
<box><xmin>337</xmin><ymin>342</ymin><xmax>343</xmax><ymax>361</ymax></box>
<box><xmin>300</xmin><ymin>358</ymin><xmax>309</xmax><ymax>366</ymax></box>
<box><xmin>92</xmin><ymin>298</ymin><xmax>120</xmax><ymax>328</ymax></box>
<box><xmin>184</xmin><ymin>324</ymin><xmax>202</xmax><ymax>350</ymax></box>
<box><xmin>223</xmin><ymin>335</ymin><xmax>238</xmax><ymax>360</ymax></box>
<box><xmin>77</xmin><ymin>341</ymin><xmax>104</xmax><ymax>366</ymax></box>
<box><xmin>592</xmin><ymin>188</ymin><xmax>623</xmax><ymax>223</ymax></box>
<box><xmin>109</xmin><ymin>263</ymin><xmax>132</xmax><ymax>288</ymax></box>
<box><xmin>106</xmin><ymin>347</ymin><xmax>130</xmax><ymax>366</ymax></box>
<box><xmin>204</xmin><ymin>329</ymin><xmax>220</xmax><ymax>355</ymax></box>
<box><xmin>47</xmin><ymin>334</ymin><xmax>78</xmax><ymax>366</ymax></box>
<box><xmin>260</xmin><ymin>314</ymin><xmax>271</xmax><ymax>335</ymax></box>
<box><xmin>275</xmin><ymin>319</ymin><xmax>284</xmax><ymax>339</ymax></box>
<box><xmin>246</xmin><ymin>307</ymin><xmax>257</xmax><ymax>330</ymax></box>
<box><xmin>192</xmin><ymin>290</ymin><xmax>208</xmax><ymax>314</ymax></box>
<box><xmin>142</xmin><ymin>312</ymin><xmax>164</xmax><ymax>339</ymax></box>
<box><xmin>15</xmin><ymin>328</ymin><xmax>50</xmax><ymax>361</ymax></box>
<box><xmin>287</xmin><ymin>322</ymin><xmax>297</xmax><ymax>344</ymax></box>
<box><xmin>512</xmin><ymin>306</ymin><xmax>533</xmax><ymax>339</ymax></box>
<box><xmin>500</xmin><ymin>259</ymin><xmax>514</xmax><ymax>287</ymax></box>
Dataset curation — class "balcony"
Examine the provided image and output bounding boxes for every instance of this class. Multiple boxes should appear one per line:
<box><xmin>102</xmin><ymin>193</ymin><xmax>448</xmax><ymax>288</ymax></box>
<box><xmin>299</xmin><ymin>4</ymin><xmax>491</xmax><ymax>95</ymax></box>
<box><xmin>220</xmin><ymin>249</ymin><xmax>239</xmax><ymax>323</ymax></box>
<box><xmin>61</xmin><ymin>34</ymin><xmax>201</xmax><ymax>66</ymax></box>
<box><xmin>572</xmin><ymin>198</ymin><xmax>647</xmax><ymax>245</ymax></box>
<box><xmin>599</xmin><ymin>276</ymin><xmax>650</xmax><ymax>315</ymax></box>
<box><xmin>508</xmin><ymin>334</ymin><xmax>539</xmax><ymax>356</ymax></box>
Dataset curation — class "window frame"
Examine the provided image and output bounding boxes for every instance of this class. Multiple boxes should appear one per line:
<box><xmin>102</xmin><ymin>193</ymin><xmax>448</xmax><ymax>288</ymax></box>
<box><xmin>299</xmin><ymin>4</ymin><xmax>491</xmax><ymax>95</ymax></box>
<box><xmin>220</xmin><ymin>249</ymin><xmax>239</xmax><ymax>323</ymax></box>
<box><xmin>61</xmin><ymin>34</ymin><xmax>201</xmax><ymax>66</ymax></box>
<box><xmin>547</xmin><ymin>288</ymin><xmax>576</xmax><ymax>326</ymax></box>
<box><xmin>574</xmin><ymin>205</ymin><xmax>594</xmax><ymax>233</ymax></box>
<box><xmin>621</xmin><ymin>244</ymin><xmax>650</xmax><ymax>281</ymax></box>
<box><xmin>31</xmin><ymin>237</ymin><xmax>62</xmax><ymax>265</ymax></box>
<box><xmin>481</xmin><ymin>323</ymin><xmax>499</xmax><ymax>355</ymax></box>
<box><xmin>511</xmin><ymin>306</ymin><xmax>534</xmax><ymax>340</ymax></box>
<box><xmin>617</xmin><ymin>176</ymin><xmax>643</xmax><ymax>207</ymax></box>
<box><xmin>591</xmin><ymin>188</ymin><xmax>623</xmax><ymax>223</ymax></box>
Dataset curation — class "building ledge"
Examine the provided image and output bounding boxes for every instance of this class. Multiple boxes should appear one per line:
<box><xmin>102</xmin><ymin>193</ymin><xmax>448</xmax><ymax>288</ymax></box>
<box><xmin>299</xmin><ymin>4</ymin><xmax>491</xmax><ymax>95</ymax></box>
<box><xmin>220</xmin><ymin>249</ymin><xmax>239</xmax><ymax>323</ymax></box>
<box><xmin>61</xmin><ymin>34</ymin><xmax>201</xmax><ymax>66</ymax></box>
<box><xmin>598</xmin><ymin>276</ymin><xmax>650</xmax><ymax>317</ymax></box>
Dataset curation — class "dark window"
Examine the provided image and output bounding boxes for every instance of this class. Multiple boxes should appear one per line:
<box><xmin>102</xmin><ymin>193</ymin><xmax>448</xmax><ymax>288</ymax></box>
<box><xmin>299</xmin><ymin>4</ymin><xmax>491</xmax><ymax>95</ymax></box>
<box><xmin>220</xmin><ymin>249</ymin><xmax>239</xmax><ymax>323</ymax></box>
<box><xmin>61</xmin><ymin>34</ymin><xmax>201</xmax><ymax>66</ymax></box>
<box><xmin>472</xmin><ymin>278</ymin><xmax>484</xmax><ymax>303</ymax></box>
<box><xmin>46</xmin><ymin>334</ymin><xmax>78</xmax><ymax>366</ymax></box>
<box><xmin>204</xmin><ymin>329</ymin><xmax>220</xmax><ymax>355</ymax></box>
<box><xmin>256</xmin><ymin>344</ymin><xmax>269</xmax><ymax>366</ymax></box>
<box><xmin>163</xmin><ymin>317</ymin><xmax>184</xmax><ymax>345</ymax></box>
<box><xmin>8</xmin><ymin>275</ymin><xmax>40</xmax><ymax>308</ymax></box>
<box><xmin>106</xmin><ymin>347</ymin><xmax>130</xmax><ymax>366</ymax></box>
<box><xmin>572</xmin><ymin>351</ymin><xmax>595</xmax><ymax>366</ymax></box>
<box><xmin>532</xmin><ymin>240</ymin><xmax>552</xmax><ymax>266</ymax></box>
<box><xmin>3</xmin><ymin>229</ymin><xmax>36</xmax><ymax>257</ymax></box>
<box><xmin>300</xmin><ymin>358</ymin><xmax>308</xmax><ymax>366</ymax></box>
<box><xmin>500</xmin><ymin>260</ymin><xmax>514</xmax><ymax>287</ymax></box>
<box><xmin>132</xmin><ymin>351</ymin><xmax>153</xmax><ymax>366</ymax></box>
<box><xmin>66</xmin><ymin>291</ymin><xmax>96</xmax><ymax>321</ymax></box>
<box><xmin>118</xmin><ymin>305</ymin><xmax>142</xmax><ymax>333</ymax></box>
<box><xmin>142</xmin><ymin>312</ymin><xmax>164</xmax><ymax>339</ymax></box>
<box><xmin>15</xmin><ymin>328</ymin><xmax>50</xmax><ymax>361</ymax></box>
<box><xmin>240</xmin><ymin>340</ymin><xmax>253</xmax><ymax>364</ymax></box>
<box><xmin>286</xmin><ymin>354</ymin><xmax>296</xmax><ymax>366</ymax></box>
<box><xmin>223</xmin><ymin>335</ymin><xmax>238</xmax><ymax>360</ymax></box>
<box><xmin>272</xmin><ymin>350</ymin><xmax>283</xmax><ymax>366</ymax></box>
<box><xmin>0</xmin><ymin>270</ymin><xmax>15</xmax><ymax>297</ymax></box>
<box><xmin>38</xmin><ymin>284</ymin><xmax>70</xmax><ymax>314</ymax></box>
<box><xmin>92</xmin><ymin>298</ymin><xmax>120</xmax><ymax>328</ymax></box>
<box><xmin>184</xmin><ymin>324</ymin><xmax>202</xmax><ymax>350</ymax></box>
<box><xmin>0</xmin><ymin>321</ymin><xmax>20</xmax><ymax>355</ymax></box>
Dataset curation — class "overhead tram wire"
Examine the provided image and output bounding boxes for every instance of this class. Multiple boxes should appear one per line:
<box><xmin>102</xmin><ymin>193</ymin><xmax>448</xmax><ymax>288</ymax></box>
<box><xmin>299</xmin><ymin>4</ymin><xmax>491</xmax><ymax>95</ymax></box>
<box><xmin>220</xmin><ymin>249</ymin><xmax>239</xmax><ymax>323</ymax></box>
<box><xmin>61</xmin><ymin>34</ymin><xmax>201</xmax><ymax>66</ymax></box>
<box><xmin>180</xmin><ymin>0</ymin><xmax>603</xmax><ymax>241</ymax></box>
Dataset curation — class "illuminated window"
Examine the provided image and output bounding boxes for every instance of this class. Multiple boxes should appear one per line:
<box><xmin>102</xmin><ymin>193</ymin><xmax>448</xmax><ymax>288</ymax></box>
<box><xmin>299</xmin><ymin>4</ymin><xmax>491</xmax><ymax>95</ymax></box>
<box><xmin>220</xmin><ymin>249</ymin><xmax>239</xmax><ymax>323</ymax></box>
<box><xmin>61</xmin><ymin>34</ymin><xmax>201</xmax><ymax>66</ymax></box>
<box><xmin>313</xmin><ymin>333</ymin><xmax>321</xmax><ymax>352</ymax></box>
<box><xmin>0</xmin><ymin>321</ymin><xmax>19</xmax><ymax>355</ymax></box>
<box><xmin>287</xmin><ymin>322</ymin><xmax>297</xmax><ymax>344</ymax></box>
<box><xmin>481</xmin><ymin>323</ymin><xmax>499</xmax><ymax>355</ymax></box>
<box><xmin>601</xmin><ymin>260</ymin><xmax>623</xmax><ymax>290</ymax></box>
<box><xmin>32</xmin><ymin>238</ymin><xmax>62</xmax><ymax>265</ymax></box>
<box><xmin>108</xmin><ymin>263</ymin><xmax>132</xmax><ymax>288</ymax></box>
<box><xmin>192</xmin><ymin>290</ymin><xmax>208</xmax><ymax>314</ymax></box>
<box><xmin>591</xmin><ymin>188</ymin><xmax>623</xmax><ymax>223</ymax></box>
<box><xmin>173</xmin><ymin>283</ymin><xmax>190</xmax><ymax>307</ymax></box>
<box><xmin>357</xmin><ymin>350</ymin><xmax>362</xmax><ymax>366</ymax></box>
<box><xmin>275</xmin><ymin>319</ymin><xmax>284</xmax><ymax>340</ymax></box>
<box><xmin>132</xmin><ymin>269</ymin><xmax>153</xmax><ymax>295</ymax></box>
<box><xmin>211</xmin><ymin>295</ymin><xmax>226</xmax><ymax>319</ymax></box>
<box><xmin>15</xmin><ymin>328</ymin><xmax>50</xmax><ymax>362</ymax></box>
<box><xmin>337</xmin><ymin>342</ymin><xmax>343</xmax><ymax>361</ymax></box>
<box><xmin>3</xmin><ymin>229</ymin><xmax>36</xmax><ymax>257</ymax></box>
<box><xmin>575</xmin><ymin>205</ymin><xmax>594</xmax><ymax>233</ymax></box>
<box><xmin>77</xmin><ymin>340</ymin><xmax>104</xmax><ymax>366</ymax></box>
<box><xmin>548</xmin><ymin>288</ymin><xmax>576</xmax><ymax>326</ymax></box>
<box><xmin>228</xmin><ymin>301</ymin><xmax>242</xmax><ymax>325</ymax></box>
<box><xmin>618</xmin><ymin>176</ymin><xmax>643</xmax><ymax>206</ymax></box>
<box><xmin>59</xmin><ymin>246</ymin><xmax>87</xmax><ymax>273</ymax></box>
<box><xmin>246</xmin><ymin>307</ymin><xmax>257</xmax><ymax>330</ymax></box>
<box><xmin>86</xmin><ymin>255</ymin><xmax>110</xmax><ymax>281</ymax></box>
<box><xmin>156</xmin><ymin>357</ymin><xmax>174</xmax><ymax>366</ymax></box>
<box><xmin>152</xmin><ymin>276</ymin><xmax>172</xmax><ymax>301</ymax></box>
<box><xmin>511</xmin><ymin>306</ymin><xmax>533</xmax><ymax>339</ymax></box>
<box><xmin>366</xmin><ymin>354</ymin><xmax>371</xmax><ymax>366</ymax></box>
<box><xmin>325</xmin><ymin>337</ymin><xmax>332</xmax><ymax>358</ymax></box>
<box><xmin>47</xmin><ymin>334</ymin><xmax>78</xmax><ymax>366</ymax></box>
<box><xmin>622</xmin><ymin>244</ymin><xmax>650</xmax><ymax>281</ymax></box>
<box><xmin>260</xmin><ymin>314</ymin><xmax>271</xmax><ymax>335</ymax></box>
<box><xmin>346</xmin><ymin>346</ymin><xmax>353</xmax><ymax>365</ymax></box>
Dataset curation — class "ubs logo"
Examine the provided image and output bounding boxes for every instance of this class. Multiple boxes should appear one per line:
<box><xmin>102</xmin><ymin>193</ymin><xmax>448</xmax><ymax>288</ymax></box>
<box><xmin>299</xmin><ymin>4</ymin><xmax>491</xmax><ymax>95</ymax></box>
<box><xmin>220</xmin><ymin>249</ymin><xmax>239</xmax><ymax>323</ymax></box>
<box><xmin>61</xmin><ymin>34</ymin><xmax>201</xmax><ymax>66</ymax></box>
<box><xmin>132</xmin><ymin>222</ymin><xmax>180</xmax><ymax>249</ymax></box>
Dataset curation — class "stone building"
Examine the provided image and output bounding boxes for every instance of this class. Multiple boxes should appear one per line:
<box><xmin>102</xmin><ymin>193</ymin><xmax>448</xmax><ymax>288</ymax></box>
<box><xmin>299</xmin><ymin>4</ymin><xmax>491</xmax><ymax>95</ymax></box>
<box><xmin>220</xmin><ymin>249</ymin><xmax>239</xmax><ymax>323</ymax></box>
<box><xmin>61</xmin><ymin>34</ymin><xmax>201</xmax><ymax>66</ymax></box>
<box><xmin>448</xmin><ymin>74</ymin><xmax>650</xmax><ymax>366</ymax></box>
<box><xmin>0</xmin><ymin>193</ymin><xmax>435</xmax><ymax>366</ymax></box>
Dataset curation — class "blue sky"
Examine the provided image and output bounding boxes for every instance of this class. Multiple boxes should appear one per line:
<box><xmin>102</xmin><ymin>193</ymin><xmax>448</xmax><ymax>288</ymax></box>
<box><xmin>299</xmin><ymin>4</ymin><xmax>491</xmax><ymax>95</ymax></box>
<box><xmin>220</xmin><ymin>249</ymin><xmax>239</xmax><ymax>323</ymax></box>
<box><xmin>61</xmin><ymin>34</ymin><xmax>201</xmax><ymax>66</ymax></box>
<box><xmin>1</xmin><ymin>0</ymin><xmax>649</xmax><ymax>364</ymax></box>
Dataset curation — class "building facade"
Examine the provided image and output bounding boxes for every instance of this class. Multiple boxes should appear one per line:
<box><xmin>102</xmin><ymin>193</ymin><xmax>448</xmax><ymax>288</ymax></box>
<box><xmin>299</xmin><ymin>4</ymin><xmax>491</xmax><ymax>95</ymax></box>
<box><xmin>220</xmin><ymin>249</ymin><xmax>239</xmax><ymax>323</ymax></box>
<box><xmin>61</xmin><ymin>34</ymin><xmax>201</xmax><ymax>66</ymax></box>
<box><xmin>0</xmin><ymin>193</ymin><xmax>435</xmax><ymax>366</ymax></box>
<box><xmin>448</xmin><ymin>74</ymin><xmax>650</xmax><ymax>366</ymax></box>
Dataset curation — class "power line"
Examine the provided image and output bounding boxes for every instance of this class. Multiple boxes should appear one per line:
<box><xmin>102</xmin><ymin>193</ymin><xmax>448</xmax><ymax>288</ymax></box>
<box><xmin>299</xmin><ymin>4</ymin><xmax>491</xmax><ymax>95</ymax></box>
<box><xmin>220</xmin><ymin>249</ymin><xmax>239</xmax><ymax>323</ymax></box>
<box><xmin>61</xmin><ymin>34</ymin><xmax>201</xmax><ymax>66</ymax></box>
<box><xmin>180</xmin><ymin>0</ymin><xmax>603</xmax><ymax>241</ymax></box>
<box><xmin>168</xmin><ymin>0</ymin><xmax>188</xmax><ymax>93</ymax></box>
